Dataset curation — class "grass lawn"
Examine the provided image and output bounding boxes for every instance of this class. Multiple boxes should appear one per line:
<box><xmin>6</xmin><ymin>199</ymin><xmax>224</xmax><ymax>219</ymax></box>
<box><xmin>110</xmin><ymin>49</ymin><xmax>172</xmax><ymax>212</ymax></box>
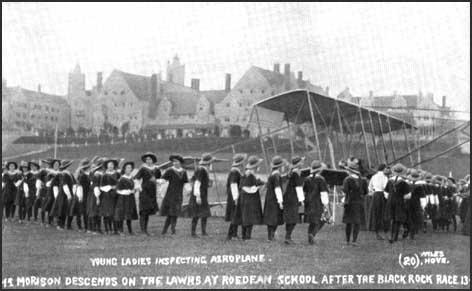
<box><xmin>2</xmin><ymin>216</ymin><xmax>470</xmax><ymax>289</ymax></box>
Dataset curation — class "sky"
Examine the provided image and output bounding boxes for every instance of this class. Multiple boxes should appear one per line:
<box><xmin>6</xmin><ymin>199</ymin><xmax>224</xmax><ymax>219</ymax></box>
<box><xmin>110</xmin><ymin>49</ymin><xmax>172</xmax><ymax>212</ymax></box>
<box><xmin>2</xmin><ymin>2</ymin><xmax>470</xmax><ymax>118</ymax></box>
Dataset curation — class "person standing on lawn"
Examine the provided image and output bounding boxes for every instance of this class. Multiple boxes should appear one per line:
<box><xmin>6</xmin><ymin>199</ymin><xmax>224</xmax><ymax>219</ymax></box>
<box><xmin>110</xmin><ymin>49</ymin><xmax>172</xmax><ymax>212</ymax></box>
<box><xmin>303</xmin><ymin>160</ymin><xmax>329</xmax><ymax>245</ymax></box>
<box><xmin>160</xmin><ymin>154</ymin><xmax>190</xmax><ymax>235</ymax></box>
<box><xmin>239</xmin><ymin>155</ymin><xmax>265</xmax><ymax>241</ymax></box>
<box><xmin>99</xmin><ymin>158</ymin><xmax>121</xmax><ymax>235</ymax></box>
<box><xmin>188</xmin><ymin>153</ymin><xmax>214</xmax><ymax>237</ymax></box>
<box><xmin>68</xmin><ymin>159</ymin><xmax>92</xmax><ymax>231</ymax></box>
<box><xmin>263</xmin><ymin>155</ymin><xmax>285</xmax><ymax>242</ymax></box>
<box><xmin>225</xmin><ymin>153</ymin><xmax>247</xmax><ymax>241</ymax></box>
<box><xmin>135</xmin><ymin>152</ymin><xmax>161</xmax><ymax>236</ymax></box>
<box><xmin>3</xmin><ymin>161</ymin><xmax>20</xmax><ymax>222</ymax></box>
<box><xmin>114</xmin><ymin>161</ymin><xmax>139</xmax><ymax>235</ymax></box>
<box><xmin>367</xmin><ymin>164</ymin><xmax>390</xmax><ymax>240</ymax></box>
<box><xmin>87</xmin><ymin>158</ymin><xmax>105</xmax><ymax>234</ymax></box>
<box><xmin>15</xmin><ymin>161</ymin><xmax>29</xmax><ymax>224</ymax></box>
<box><xmin>283</xmin><ymin>156</ymin><xmax>306</xmax><ymax>245</ymax></box>
<box><xmin>50</xmin><ymin>160</ymin><xmax>73</xmax><ymax>230</ymax></box>
<box><xmin>386</xmin><ymin>163</ymin><xmax>411</xmax><ymax>243</ymax></box>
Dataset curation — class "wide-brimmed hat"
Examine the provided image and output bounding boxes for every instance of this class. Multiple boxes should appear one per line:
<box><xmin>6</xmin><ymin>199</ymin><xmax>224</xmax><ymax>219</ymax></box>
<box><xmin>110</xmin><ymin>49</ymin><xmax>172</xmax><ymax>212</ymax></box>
<box><xmin>48</xmin><ymin>159</ymin><xmax>62</xmax><ymax>169</ymax></box>
<box><xmin>89</xmin><ymin>158</ymin><xmax>105</xmax><ymax>173</ymax></box>
<box><xmin>76</xmin><ymin>158</ymin><xmax>92</xmax><ymax>171</ymax></box>
<box><xmin>141</xmin><ymin>152</ymin><xmax>157</xmax><ymax>163</ymax></box>
<box><xmin>346</xmin><ymin>157</ymin><xmax>360</xmax><ymax>174</ymax></box>
<box><xmin>458</xmin><ymin>179</ymin><xmax>467</xmax><ymax>185</ymax></box>
<box><xmin>270</xmin><ymin>155</ymin><xmax>285</xmax><ymax>169</ymax></box>
<box><xmin>60</xmin><ymin>160</ymin><xmax>74</xmax><ymax>171</ymax></box>
<box><xmin>290</xmin><ymin>156</ymin><xmax>305</xmax><ymax>169</ymax></box>
<box><xmin>19</xmin><ymin>160</ymin><xmax>29</xmax><ymax>170</ymax></box>
<box><xmin>169</xmin><ymin>154</ymin><xmax>184</xmax><ymax>164</ymax></box>
<box><xmin>103</xmin><ymin>158</ymin><xmax>119</xmax><ymax>169</ymax></box>
<box><xmin>246</xmin><ymin>155</ymin><xmax>264</xmax><ymax>169</ymax></box>
<box><xmin>232</xmin><ymin>153</ymin><xmax>248</xmax><ymax>167</ymax></box>
<box><xmin>432</xmin><ymin>175</ymin><xmax>443</xmax><ymax>185</ymax></box>
<box><xmin>383</xmin><ymin>166</ymin><xmax>392</xmax><ymax>176</ymax></box>
<box><xmin>199</xmin><ymin>153</ymin><xmax>215</xmax><ymax>165</ymax></box>
<box><xmin>409</xmin><ymin>169</ymin><xmax>421</xmax><ymax>181</ymax></box>
<box><xmin>6</xmin><ymin>161</ymin><xmax>18</xmax><ymax>170</ymax></box>
<box><xmin>447</xmin><ymin>176</ymin><xmax>456</xmax><ymax>184</ymax></box>
<box><xmin>338</xmin><ymin>160</ymin><xmax>347</xmax><ymax>170</ymax></box>
<box><xmin>424</xmin><ymin>172</ymin><xmax>433</xmax><ymax>182</ymax></box>
<box><xmin>310</xmin><ymin>160</ymin><xmax>325</xmax><ymax>174</ymax></box>
<box><xmin>28</xmin><ymin>160</ymin><xmax>41</xmax><ymax>170</ymax></box>
<box><xmin>392</xmin><ymin>163</ymin><xmax>407</xmax><ymax>176</ymax></box>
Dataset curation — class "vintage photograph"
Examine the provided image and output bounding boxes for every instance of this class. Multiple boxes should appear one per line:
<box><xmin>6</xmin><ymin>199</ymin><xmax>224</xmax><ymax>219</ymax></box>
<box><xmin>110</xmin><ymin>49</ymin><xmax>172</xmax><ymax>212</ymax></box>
<box><xmin>2</xmin><ymin>2</ymin><xmax>470</xmax><ymax>289</ymax></box>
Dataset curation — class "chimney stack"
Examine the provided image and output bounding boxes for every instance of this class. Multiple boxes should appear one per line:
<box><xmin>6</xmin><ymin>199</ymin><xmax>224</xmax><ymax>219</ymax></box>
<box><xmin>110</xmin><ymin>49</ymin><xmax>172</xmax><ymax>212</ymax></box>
<box><xmin>37</xmin><ymin>84</ymin><xmax>41</xmax><ymax>93</ymax></box>
<box><xmin>96</xmin><ymin>72</ymin><xmax>103</xmax><ymax>91</ymax></box>
<box><xmin>225</xmin><ymin>73</ymin><xmax>231</xmax><ymax>92</ymax></box>
<box><xmin>442</xmin><ymin>96</ymin><xmax>446</xmax><ymax>108</ymax></box>
<box><xmin>297</xmin><ymin>71</ymin><xmax>303</xmax><ymax>81</ymax></box>
<box><xmin>284</xmin><ymin>64</ymin><xmax>290</xmax><ymax>90</ymax></box>
<box><xmin>274</xmin><ymin>63</ymin><xmax>280</xmax><ymax>73</ymax></box>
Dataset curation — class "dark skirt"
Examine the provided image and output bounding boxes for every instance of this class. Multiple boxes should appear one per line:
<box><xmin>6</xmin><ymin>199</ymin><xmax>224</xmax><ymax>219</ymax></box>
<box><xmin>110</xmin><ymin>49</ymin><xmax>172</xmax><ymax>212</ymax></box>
<box><xmin>160</xmin><ymin>192</ymin><xmax>182</xmax><ymax>217</ymax></box>
<box><xmin>86</xmin><ymin>192</ymin><xmax>100</xmax><ymax>217</ymax></box>
<box><xmin>14</xmin><ymin>189</ymin><xmax>25</xmax><ymax>207</ymax></box>
<box><xmin>42</xmin><ymin>188</ymin><xmax>55</xmax><ymax>212</ymax></box>
<box><xmin>224</xmin><ymin>195</ymin><xmax>236</xmax><ymax>222</ymax></box>
<box><xmin>240</xmin><ymin>193</ymin><xmax>263</xmax><ymax>226</ymax></box>
<box><xmin>114</xmin><ymin>194</ymin><xmax>138</xmax><ymax>221</ymax></box>
<box><xmin>139</xmin><ymin>189</ymin><xmax>158</xmax><ymax>215</ymax></box>
<box><xmin>229</xmin><ymin>197</ymin><xmax>243</xmax><ymax>225</ymax></box>
<box><xmin>303</xmin><ymin>199</ymin><xmax>323</xmax><ymax>224</ymax></box>
<box><xmin>3</xmin><ymin>186</ymin><xmax>16</xmax><ymax>204</ymax></box>
<box><xmin>386</xmin><ymin>197</ymin><xmax>407</xmax><ymax>223</ymax></box>
<box><xmin>188</xmin><ymin>195</ymin><xmax>211</xmax><ymax>218</ymax></box>
<box><xmin>283</xmin><ymin>201</ymin><xmax>299</xmax><ymax>225</ymax></box>
<box><xmin>99</xmin><ymin>190</ymin><xmax>116</xmax><ymax>217</ymax></box>
<box><xmin>51</xmin><ymin>193</ymin><xmax>69</xmax><ymax>218</ymax></box>
<box><xmin>462</xmin><ymin>200</ymin><xmax>470</xmax><ymax>236</ymax></box>
<box><xmin>342</xmin><ymin>201</ymin><xmax>363</xmax><ymax>224</ymax></box>
<box><xmin>459</xmin><ymin>197</ymin><xmax>469</xmax><ymax>223</ymax></box>
<box><xmin>368</xmin><ymin>192</ymin><xmax>389</xmax><ymax>231</ymax></box>
<box><xmin>406</xmin><ymin>200</ymin><xmax>424</xmax><ymax>230</ymax></box>
<box><xmin>263</xmin><ymin>198</ymin><xmax>284</xmax><ymax>226</ymax></box>
<box><xmin>68</xmin><ymin>196</ymin><xmax>86</xmax><ymax>216</ymax></box>
<box><xmin>25</xmin><ymin>193</ymin><xmax>36</xmax><ymax>210</ymax></box>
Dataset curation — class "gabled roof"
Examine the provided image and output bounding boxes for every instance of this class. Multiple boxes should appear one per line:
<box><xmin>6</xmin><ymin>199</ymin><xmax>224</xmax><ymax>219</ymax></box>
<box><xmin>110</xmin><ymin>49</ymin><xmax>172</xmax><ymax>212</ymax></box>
<box><xmin>252</xmin><ymin>66</ymin><xmax>286</xmax><ymax>87</ymax></box>
<box><xmin>165</xmin><ymin>92</ymin><xmax>200</xmax><ymax>116</ymax></box>
<box><xmin>115</xmin><ymin>70</ymin><xmax>152</xmax><ymax>101</ymax></box>
<box><xmin>4</xmin><ymin>86</ymin><xmax>69</xmax><ymax>106</ymax></box>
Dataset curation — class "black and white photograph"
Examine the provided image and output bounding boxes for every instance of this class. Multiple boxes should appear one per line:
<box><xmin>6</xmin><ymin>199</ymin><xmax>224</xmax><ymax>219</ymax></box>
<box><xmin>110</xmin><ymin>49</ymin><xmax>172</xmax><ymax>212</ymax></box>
<box><xmin>1</xmin><ymin>2</ymin><xmax>470</xmax><ymax>289</ymax></box>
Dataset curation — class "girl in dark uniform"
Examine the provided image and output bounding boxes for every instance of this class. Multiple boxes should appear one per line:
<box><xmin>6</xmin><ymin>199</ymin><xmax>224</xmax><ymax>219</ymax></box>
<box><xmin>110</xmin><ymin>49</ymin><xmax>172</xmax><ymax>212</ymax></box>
<box><xmin>263</xmin><ymin>156</ymin><xmax>285</xmax><ymax>242</ymax></box>
<box><xmin>69</xmin><ymin>159</ymin><xmax>92</xmax><ymax>232</ymax></box>
<box><xmin>405</xmin><ymin>169</ymin><xmax>426</xmax><ymax>239</ymax></box>
<box><xmin>283</xmin><ymin>156</ymin><xmax>306</xmax><ymax>245</ymax></box>
<box><xmin>61</xmin><ymin>164</ymin><xmax>77</xmax><ymax>230</ymax></box>
<box><xmin>135</xmin><ymin>152</ymin><xmax>160</xmax><ymax>235</ymax></box>
<box><xmin>342</xmin><ymin>157</ymin><xmax>368</xmax><ymax>246</ymax></box>
<box><xmin>114</xmin><ymin>161</ymin><xmax>138</xmax><ymax>235</ymax></box>
<box><xmin>87</xmin><ymin>158</ymin><xmax>105</xmax><ymax>234</ymax></box>
<box><xmin>99</xmin><ymin>158</ymin><xmax>120</xmax><ymax>235</ymax></box>
<box><xmin>303</xmin><ymin>160</ymin><xmax>329</xmax><ymax>245</ymax></box>
<box><xmin>42</xmin><ymin>159</ymin><xmax>61</xmax><ymax>227</ymax></box>
<box><xmin>160</xmin><ymin>154</ymin><xmax>189</xmax><ymax>235</ymax></box>
<box><xmin>25</xmin><ymin>161</ymin><xmax>41</xmax><ymax>222</ymax></box>
<box><xmin>3</xmin><ymin>161</ymin><xmax>20</xmax><ymax>222</ymax></box>
<box><xmin>15</xmin><ymin>161</ymin><xmax>29</xmax><ymax>224</ymax></box>
<box><xmin>240</xmin><ymin>155</ymin><xmax>264</xmax><ymax>241</ymax></box>
<box><xmin>386</xmin><ymin>163</ymin><xmax>411</xmax><ymax>243</ymax></box>
<box><xmin>225</xmin><ymin>153</ymin><xmax>247</xmax><ymax>241</ymax></box>
<box><xmin>34</xmin><ymin>160</ymin><xmax>49</xmax><ymax>224</ymax></box>
<box><xmin>51</xmin><ymin>160</ymin><xmax>73</xmax><ymax>230</ymax></box>
<box><xmin>188</xmin><ymin>153</ymin><xmax>214</xmax><ymax>237</ymax></box>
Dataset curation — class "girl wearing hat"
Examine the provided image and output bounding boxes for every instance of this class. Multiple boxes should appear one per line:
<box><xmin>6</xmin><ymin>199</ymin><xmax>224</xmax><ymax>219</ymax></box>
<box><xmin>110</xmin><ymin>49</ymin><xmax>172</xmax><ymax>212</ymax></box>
<box><xmin>367</xmin><ymin>164</ymin><xmax>390</xmax><ymax>240</ymax></box>
<box><xmin>239</xmin><ymin>155</ymin><xmax>265</xmax><ymax>240</ymax></box>
<box><xmin>3</xmin><ymin>161</ymin><xmax>20</xmax><ymax>222</ymax></box>
<box><xmin>50</xmin><ymin>160</ymin><xmax>74</xmax><ymax>230</ymax></box>
<box><xmin>282</xmin><ymin>156</ymin><xmax>306</xmax><ymax>245</ymax></box>
<box><xmin>99</xmin><ymin>159</ymin><xmax>121</xmax><ymax>235</ymax></box>
<box><xmin>225</xmin><ymin>153</ymin><xmax>247</xmax><ymax>241</ymax></box>
<box><xmin>263</xmin><ymin>156</ymin><xmax>285</xmax><ymax>242</ymax></box>
<box><xmin>303</xmin><ymin>160</ymin><xmax>329</xmax><ymax>245</ymax></box>
<box><xmin>15</xmin><ymin>161</ymin><xmax>29</xmax><ymax>224</ymax></box>
<box><xmin>114</xmin><ymin>161</ymin><xmax>138</xmax><ymax>235</ymax></box>
<box><xmin>24</xmin><ymin>161</ymin><xmax>41</xmax><ymax>223</ymax></box>
<box><xmin>71</xmin><ymin>159</ymin><xmax>92</xmax><ymax>232</ymax></box>
<box><xmin>342</xmin><ymin>157</ymin><xmax>368</xmax><ymax>246</ymax></box>
<box><xmin>385</xmin><ymin>163</ymin><xmax>411</xmax><ymax>243</ymax></box>
<box><xmin>32</xmin><ymin>160</ymin><xmax>48</xmax><ymax>223</ymax></box>
<box><xmin>404</xmin><ymin>169</ymin><xmax>426</xmax><ymax>240</ymax></box>
<box><xmin>160</xmin><ymin>154</ymin><xmax>189</xmax><ymax>235</ymax></box>
<box><xmin>188</xmin><ymin>153</ymin><xmax>214</xmax><ymax>237</ymax></box>
<box><xmin>135</xmin><ymin>152</ymin><xmax>161</xmax><ymax>235</ymax></box>
<box><xmin>42</xmin><ymin>159</ymin><xmax>62</xmax><ymax>227</ymax></box>
<box><xmin>87</xmin><ymin>158</ymin><xmax>105</xmax><ymax>234</ymax></box>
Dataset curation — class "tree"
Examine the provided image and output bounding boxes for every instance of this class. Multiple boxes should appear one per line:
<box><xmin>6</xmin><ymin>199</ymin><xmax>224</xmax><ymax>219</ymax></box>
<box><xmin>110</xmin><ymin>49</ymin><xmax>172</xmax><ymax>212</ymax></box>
<box><xmin>229</xmin><ymin>125</ymin><xmax>242</xmax><ymax>138</ymax></box>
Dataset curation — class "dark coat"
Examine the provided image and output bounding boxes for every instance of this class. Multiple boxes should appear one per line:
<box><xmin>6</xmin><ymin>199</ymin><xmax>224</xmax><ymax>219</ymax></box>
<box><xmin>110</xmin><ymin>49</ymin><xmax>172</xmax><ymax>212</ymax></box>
<box><xmin>283</xmin><ymin>171</ymin><xmax>304</xmax><ymax>224</ymax></box>
<box><xmin>160</xmin><ymin>168</ymin><xmax>188</xmax><ymax>217</ymax></box>
<box><xmin>99</xmin><ymin>171</ymin><xmax>120</xmax><ymax>217</ymax></box>
<box><xmin>114</xmin><ymin>176</ymin><xmax>138</xmax><ymax>221</ymax></box>
<box><xmin>225</xmin><ymin>169</ymin><xmax>242</xmax><ymax>223</ymax></box>
<box><xmin>42</xmin><ymin>171</ymin><xmax>59</xmax><ymax>212</ymax></box>
<box><xmin>240</xmin><ymin>172</ymin><xmax>264</xmax><ymax>226</ymax></box>
<box><xmin>303</xmin><ymin>174</ymin><xmax>328</xmax><ymax>224</ymax></box>
<box><xmin>263</xmin><ymin>171</ymin><xmax>284</xmax><ymax>226</ymax></box>
<box><xmin>342</xmin><ymin>174</ymin><xmax>367</xmax><ymax>224</ymax></box>
<box><xmin>14</xmin><ymin>171</ymin><xmax>27</xmax><ymax>207</ymax></box>
<box><xmin>86</xmin><ymin>171</ymin><xmax>102</xmax><ymax>217</ymax></box>
<box><xmin>425</xmin><ymin>183</ymin><xmax>439</xmax><ymax>221</ymax></box>
<box><xmin>135</xmin><ymin>166</ymin><xmax>160</xmax><ymax>215</ymax></box>
<box><xmin>68</xmin><ymin>171</ymin><xmax>90</xmax><ymax>216</ymax></box>
<box><xmin>406</xmin><ymin>181</ymin><xmax>426</xmax><ymax>230</ymax></box>
<box><xmin>3</xmin><ymin>171</ymin><xmax>20</xmax><ymax>204</ymax></box>
<box><xmin>34</xmin><ymin>169</ymin><xmax>48</xmax><ymax>208</ymax></box>
<box><xmin>51</xmin><ymin>172</ymin><xmax>70</xmax><ymax>218</ymax></box>
<box><xmin>24</xmin><ymin>171</ymin><xmax>38</xmax><ymax>210</ymax></box>
<box><xmin>188</xmin><ymin>167</ymin><xmax>211</xmax><ymax>218</ymax></box>
<box><xmin>385</xmin><ymin>177</ymin><xmax>410</xmax><ymax>223</ymax></box>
